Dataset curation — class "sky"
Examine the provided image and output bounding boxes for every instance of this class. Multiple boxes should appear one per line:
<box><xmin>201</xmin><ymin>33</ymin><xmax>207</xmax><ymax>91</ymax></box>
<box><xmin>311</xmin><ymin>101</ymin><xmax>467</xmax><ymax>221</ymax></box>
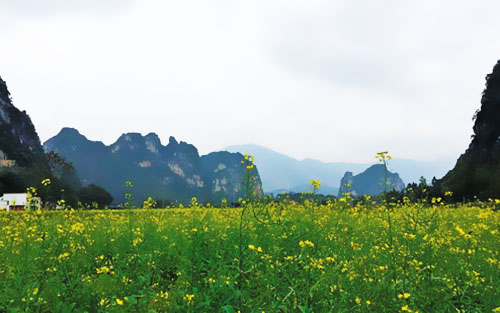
<box><xmin>1</xmin><ymin>0</ymin><xmax>500</xmax><ymax>163</ymax></box>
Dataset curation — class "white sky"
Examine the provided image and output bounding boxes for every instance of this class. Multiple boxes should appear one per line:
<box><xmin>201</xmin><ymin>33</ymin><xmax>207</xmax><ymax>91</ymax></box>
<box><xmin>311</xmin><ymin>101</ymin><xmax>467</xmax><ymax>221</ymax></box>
<box><xmin>1</xmin><ymin>0</ymin><xmax>499</xmax><ymax>163</ymax></box>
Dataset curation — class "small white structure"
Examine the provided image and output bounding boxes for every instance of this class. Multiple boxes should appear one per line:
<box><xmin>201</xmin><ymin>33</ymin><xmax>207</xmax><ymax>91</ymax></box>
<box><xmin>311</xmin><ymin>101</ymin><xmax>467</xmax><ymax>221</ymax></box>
<box><xmin>0</xmin><ymin>193</ymin><xmax>39</xmax><ymax>211</ymax></box>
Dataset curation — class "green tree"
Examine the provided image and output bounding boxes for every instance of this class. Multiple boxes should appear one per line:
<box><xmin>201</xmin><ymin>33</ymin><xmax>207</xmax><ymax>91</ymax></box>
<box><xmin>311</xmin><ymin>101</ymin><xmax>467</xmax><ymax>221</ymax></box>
<box><xmin>78</xmin><ymin>184</ymin><xmax>113</xmax><ymax>209</ymax></box>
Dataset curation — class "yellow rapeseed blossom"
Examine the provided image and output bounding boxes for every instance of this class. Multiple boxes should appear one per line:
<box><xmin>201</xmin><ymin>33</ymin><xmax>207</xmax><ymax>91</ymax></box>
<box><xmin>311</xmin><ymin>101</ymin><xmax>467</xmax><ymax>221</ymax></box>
<box><xmin>309</xmin><ymin>180</ymin><xmax>321</xmax><ymax>190</ymax></box>
<box><xmin>57</xmin><ymin>252</ymin><xmax>70</xmax><ymax>262</ymax></box>
<box><xmin>183</xmin><ymin>294</ymin><xmax>195</xmax><ymax>305</ymax></box>
<box><xmin>159</xmin><ymin>291</ymin><xmax>169</xmax><ymax>299</ymax></box>
<box><xmin>299</xmin><ymin>240</ymin><xmax>314</xmax><ymax>248</ymax></box>
<box><xmin>325</xmin><ymin>256</ymin><xmax>335</xmax><ymax>263</ymax></box>
<box><xmin>1</xmin><ymin>193</ymin><xmax>500</xmax><ymax>311</ymax></box>
<box><xmin>70</xmin><ymin>223</ymin><xmax>85</xmax><ymax>234</ymax></box>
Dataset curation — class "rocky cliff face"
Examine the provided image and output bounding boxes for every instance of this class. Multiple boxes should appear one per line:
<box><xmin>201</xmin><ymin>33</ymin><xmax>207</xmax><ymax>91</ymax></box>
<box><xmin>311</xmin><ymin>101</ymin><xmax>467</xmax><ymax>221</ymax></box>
<box><xmin>44</xmin><ymin>128</ymin><xmax>263</xmax><ymax>205</ymax></box>
<box><xmin>201</xmin><ymin>151</ymin><xmax>263</xmax><ymax>203</ymax></box>
<box><xmin>0</xmin><ymin>76</ymin><xmax>80</xmax><ymax>204</ymax></box>
<box><xmin>0</xmin><ymin>76</ymin><xmax>44</xmax><ymax>166</ymax></box>
<box><xmin>440</xmin><ymin>60</ymin><xmax>500</xmax><ymax>200</ymax></box>
<box><xmin>338</xmin><ymin>164</ymin><xmax>405</xmax><ymax>197</ymax></box>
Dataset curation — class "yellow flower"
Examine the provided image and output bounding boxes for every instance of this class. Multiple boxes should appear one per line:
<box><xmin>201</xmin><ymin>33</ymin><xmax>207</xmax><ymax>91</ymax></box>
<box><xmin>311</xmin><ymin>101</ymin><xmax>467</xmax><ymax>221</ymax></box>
<box><xmin>159</xmin><ymin>291</ymin><xmax>169</xmax><ymax>299</ymax></box>
<box><xmin>116</xmin><ymin>298</ymin><xmax>124</xmax><ymax>305</ymax></box>
<box><xmin>309</xmin><ymin>180</ymin><xmax>321</xmax><ymax>190</ymax></box>
<box><xmin>57</xmin><ymin>252</ymin><xmax>70</xmax><ymax>262</ymax></box>
<box><xmin>248</xmin><ymin>244</ymin><xmax>256</xmax><ymax>251</ymax></box>
<box><xmin>325</xmin><ymin>256</ymin><xmax>335</xmax><ymax>263</ymax></box>
<box><xmin>132</xmin><ymin>237</ymin><xmax>143</xmax><ymax>246</ymax></box>
<box><xmin>299</xmin><ymin>240</ymin><xmax>314</xmax><ymax>248</ymax></box>
<box><xmin>70</xmin><ymin>223</ymin><xmax>85</xmax><ymax>234</ymax></box>
<box><xmin>183</xmin><ymin>294</ymin><xmax>195</xmax><ymax>304</ymax></box>
<box><xmin>355</xmin><ymin>297</ymin><xmax>361</xmax><ymax>304</ymax></box>
<box><xmin>96</xmin><ymin>266</ymin><xmax>111</xmax><ymax>274</ymax></box>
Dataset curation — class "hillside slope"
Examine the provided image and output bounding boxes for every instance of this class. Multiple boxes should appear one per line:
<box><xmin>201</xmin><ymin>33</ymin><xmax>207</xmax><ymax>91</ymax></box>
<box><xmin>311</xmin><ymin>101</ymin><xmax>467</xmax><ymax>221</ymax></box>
<box><xmin>440</xmin><ymin>59</ymin><xmax>500</xmax><ymax>200</ymax></box>
<box><xmin>0</xmin><ymin>76</ymin><xmax>80</xmax><ymax>203</ymax></box>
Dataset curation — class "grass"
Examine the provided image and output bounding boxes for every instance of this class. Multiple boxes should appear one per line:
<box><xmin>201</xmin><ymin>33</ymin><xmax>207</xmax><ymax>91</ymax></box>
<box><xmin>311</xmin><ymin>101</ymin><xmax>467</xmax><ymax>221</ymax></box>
<box><xmin>0</xmin><ymin>201</ymin><xmax>499</xmax><ymax>312</ymax></box>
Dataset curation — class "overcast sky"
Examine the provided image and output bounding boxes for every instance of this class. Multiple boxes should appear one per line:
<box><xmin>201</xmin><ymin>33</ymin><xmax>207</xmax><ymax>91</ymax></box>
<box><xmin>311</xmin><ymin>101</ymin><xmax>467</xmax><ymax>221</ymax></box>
<box><xmin>1</xmin><ymin>0</ymin><xmax>500</xmax><ymax>163</ymax></box>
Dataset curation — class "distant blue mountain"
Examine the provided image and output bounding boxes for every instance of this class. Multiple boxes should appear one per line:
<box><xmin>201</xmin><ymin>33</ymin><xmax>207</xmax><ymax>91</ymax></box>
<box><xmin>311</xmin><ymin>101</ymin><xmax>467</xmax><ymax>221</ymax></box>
<box><xmin>224</xmin><ymin>144</ymin><xmax>454</xmax><ymax>195</ymax></box>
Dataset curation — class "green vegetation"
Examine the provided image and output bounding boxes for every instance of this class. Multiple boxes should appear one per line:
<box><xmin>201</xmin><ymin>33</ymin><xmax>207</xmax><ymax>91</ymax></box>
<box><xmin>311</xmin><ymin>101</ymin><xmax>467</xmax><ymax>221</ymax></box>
<box><xmin>1</xmin><ymin>201</ymin><xmax>499</xmax><ymax>312</ymax></box>
<box><xmin>440</xmin><ymin>59</ymin><xmax>500</xmax><ymax>200</ymax></box>
<box><xmin>78</xmin><ymin>184</ymin><xmax>113</xmax><ymax>209</ymax></box>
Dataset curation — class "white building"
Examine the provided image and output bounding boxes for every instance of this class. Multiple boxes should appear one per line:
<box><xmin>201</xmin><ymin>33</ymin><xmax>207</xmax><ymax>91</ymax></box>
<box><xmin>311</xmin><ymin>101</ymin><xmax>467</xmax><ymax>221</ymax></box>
<box><xmin>0</xmin><ymin>193</ymin><xmax>40</xmax><ymax>211</ymax></box>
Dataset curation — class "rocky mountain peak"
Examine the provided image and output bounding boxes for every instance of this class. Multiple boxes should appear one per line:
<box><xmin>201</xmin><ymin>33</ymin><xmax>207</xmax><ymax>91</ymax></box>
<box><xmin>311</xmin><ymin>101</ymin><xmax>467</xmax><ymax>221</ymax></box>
<box><xmin>471</xmin><ymin>59</ymin><xmax>500</xmax><ymax>151</ymax></box>
<box><xmin>440</xmin><ymin>59</ymin><xmax>500</xmax><ymax>200</ymax></box>
<box><xmin>0</xmin><ymin>75</ymin><xmax>81</xmax><ymax>205</ymax></box>
<box><xmin>339</xmin><ymin>164</ymin><xmax>405</xmax><ymax>197</ymax></box>
<box><xmin>168</xmin><ymin>136</ymin><xmax>178</xmax><ymax>145</ymax></box>
<box><xmin>57</xmin><ymin>127</ymin><xmax>84</xmax><ymax>139</ymax></box>
<box><xmin>145</xmin><ymin>132</ymin><xmax>161</xmax><ymax>143</ymax></box>
<box><xmin>0</xmin><ymin>75</ymin><xmax>43</xmax><ymax>165</ymax></box>
<box><xmin>0</xmin><ymin>76</ymin><xmax>12</xmax><ymax>105</ymax></box>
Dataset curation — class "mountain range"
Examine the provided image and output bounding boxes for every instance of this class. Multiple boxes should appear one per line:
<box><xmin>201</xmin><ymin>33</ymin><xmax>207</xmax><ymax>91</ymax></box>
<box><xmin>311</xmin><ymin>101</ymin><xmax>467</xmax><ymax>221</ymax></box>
<box><xmin>224</xmin><ymin>144</ymin><xmax>454</xmax><ymax>195</ymax></box>
<box><xmin>44</xmin><ymin>128</ymin><xmax>262</xmax><ymax>206</ymax></box>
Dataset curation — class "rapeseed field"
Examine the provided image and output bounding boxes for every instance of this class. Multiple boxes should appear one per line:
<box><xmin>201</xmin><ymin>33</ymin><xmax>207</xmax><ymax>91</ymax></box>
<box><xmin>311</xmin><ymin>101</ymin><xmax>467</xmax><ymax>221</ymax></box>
<box><xmin>1</xmin><ymin>201</ymin><xmax>499</xmax><ymax>312</ymax></box>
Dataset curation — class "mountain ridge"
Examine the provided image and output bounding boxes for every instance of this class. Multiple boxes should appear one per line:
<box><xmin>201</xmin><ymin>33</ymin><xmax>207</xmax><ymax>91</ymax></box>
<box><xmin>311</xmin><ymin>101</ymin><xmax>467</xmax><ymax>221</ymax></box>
<box><xmin>224</xmin><ymin>144</ymin><xmax>453</xmax><ymax>194</ymax></box>
<box><xmin>44</xmin><ymin>128</ymin><xmax>263</xmax><ymax>205</ymax></box>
